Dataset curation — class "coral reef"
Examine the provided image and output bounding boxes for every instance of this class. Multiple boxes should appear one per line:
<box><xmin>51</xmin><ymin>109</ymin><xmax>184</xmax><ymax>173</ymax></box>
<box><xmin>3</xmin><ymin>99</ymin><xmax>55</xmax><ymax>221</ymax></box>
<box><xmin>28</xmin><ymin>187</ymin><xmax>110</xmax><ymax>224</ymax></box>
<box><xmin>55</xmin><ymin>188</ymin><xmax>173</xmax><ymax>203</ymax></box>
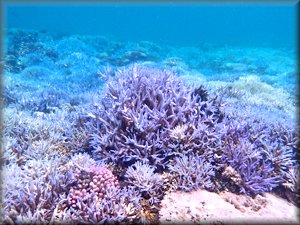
<box><xmin>215</xmin><ymin>75</ymin><xmax>296</xmax><ymax>115</ymax></box>
<box><xmin>55</xmin><ymin>166</ymin><xmax>146</xmax><ymax>224</ymax></box>
<box><xmin>215</xmin><ymin>113</ymin><xmax>298</xmax><ymax>195</ymax></box>
<box><xmin>1</xmin><ymin>28</ymin><xmax>298</xmax><ymax>224</ymax></box>
<box><xmin>84</xmin><ymin>63</ymin><xmax>298</xmax><ymax>198</ymax></box>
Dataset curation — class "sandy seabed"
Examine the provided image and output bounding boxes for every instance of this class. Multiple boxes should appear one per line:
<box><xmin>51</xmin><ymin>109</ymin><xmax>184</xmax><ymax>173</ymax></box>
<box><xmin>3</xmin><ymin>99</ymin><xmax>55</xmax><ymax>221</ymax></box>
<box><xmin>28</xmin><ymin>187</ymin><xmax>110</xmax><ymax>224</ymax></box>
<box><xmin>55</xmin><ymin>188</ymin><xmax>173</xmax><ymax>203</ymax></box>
<box><xmin>159</xmin><ymin>189</ymin><xmax>299</xmax><ymax>224</ymax></box>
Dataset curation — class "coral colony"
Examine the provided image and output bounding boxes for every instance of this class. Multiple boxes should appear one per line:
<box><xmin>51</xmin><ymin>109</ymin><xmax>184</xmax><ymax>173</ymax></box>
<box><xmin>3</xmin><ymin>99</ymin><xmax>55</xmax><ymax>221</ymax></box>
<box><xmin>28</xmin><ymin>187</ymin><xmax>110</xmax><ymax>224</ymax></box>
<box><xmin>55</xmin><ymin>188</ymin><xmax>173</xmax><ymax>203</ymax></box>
<box><xmin>1</xmin><ymin>30</ymin><xmax>299</xmax><ymax>224</ymax></box>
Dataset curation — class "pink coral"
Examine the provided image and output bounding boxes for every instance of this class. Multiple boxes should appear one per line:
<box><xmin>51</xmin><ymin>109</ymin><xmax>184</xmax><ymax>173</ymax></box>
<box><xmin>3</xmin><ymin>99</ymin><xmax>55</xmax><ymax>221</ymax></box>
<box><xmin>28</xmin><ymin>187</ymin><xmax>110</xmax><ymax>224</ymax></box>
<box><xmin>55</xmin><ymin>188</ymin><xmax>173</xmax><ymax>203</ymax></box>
<box><xmin>67</xmin><ymin>166</ymin><xmax>119</xmax><ymax>208</ymax></box>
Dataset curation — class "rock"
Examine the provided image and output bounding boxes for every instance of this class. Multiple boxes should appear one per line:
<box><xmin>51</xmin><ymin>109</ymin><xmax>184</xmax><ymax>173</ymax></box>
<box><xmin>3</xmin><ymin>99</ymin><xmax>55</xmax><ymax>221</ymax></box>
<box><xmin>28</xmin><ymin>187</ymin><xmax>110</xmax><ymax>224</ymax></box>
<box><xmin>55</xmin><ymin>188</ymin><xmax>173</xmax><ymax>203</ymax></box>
<box><xmin>159</xmin><ymin>190</ymin><xmax>299</xmax><ymax>224</ymax></box>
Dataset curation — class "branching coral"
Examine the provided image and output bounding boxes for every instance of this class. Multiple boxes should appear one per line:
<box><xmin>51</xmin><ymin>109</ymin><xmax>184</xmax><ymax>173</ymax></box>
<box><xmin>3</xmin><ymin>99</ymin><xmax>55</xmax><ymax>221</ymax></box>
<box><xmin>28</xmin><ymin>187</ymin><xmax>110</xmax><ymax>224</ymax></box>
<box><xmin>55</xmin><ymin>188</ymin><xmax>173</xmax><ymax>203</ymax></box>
<box><xmin>283</xmin><ymin>165</ymin><xmax>299</xmax><ymax>194</ymax></box>
<box><xmin>167</xmin><ymin>153</ymin><xmax>215</xmax><ymax>192</ymax></box>
<box><xmin>61</xmin><ymin>186</ymin><xmax>143</xmax><ymax>224</ymax></box>
<box><xmin>2</xmin><ymin>104</ymin><xmax>93</xmax><ymax>167</ymax></box>
<box><xmin>87</xmin><ymin>64</ymin><xmax>224</xmax><ymax>170</ymax></box>
<box><xmin>84</xmin><ymin>64</ymin><xmax>298</xmax><ymax>197</ymax></box>
<box><xmin>215</xmin><ymin>75</ymin><xmax>296</xmax><ymax>115</ymax></box>
<box><xmin>218</xmin><ymin>115</ymin><xmax>297</xmax><ymax>195</ymax></box>
<box><xmin>168</xmin><ymin>124</ymin><xmax>188</xmax><ymax>141</ymax></box>
<box><xmin>2</xmin><ymin>158</ymin><xmax>73</xmax><ymax>224</ymax></box>
<box><xmin>221</xmin><ymin>146</ymin><xmax>281</xmax><ymax>195</ymax></box>
<box><xmin>125</xmin><ymin>161</ymin><xmax>164</xmax><ymax>205</ymax></box>
<box><xmin>2</xmin><ymin>59</ymin><xmax>299</xmax><ymax>225</ymax></box>
<box><xmin>64</xmin><ymin>152</ymin><xmax>98</xmax><ymax>171</ymax></box>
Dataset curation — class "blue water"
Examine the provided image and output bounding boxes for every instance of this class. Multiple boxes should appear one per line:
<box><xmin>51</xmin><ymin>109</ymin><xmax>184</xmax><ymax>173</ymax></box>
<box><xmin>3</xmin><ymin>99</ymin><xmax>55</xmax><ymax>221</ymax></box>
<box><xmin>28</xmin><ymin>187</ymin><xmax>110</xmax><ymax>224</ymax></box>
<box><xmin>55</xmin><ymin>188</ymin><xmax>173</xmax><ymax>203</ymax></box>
<box><xmin>5</xmin><ymin>3</ymin><xmax>296</xmax><ymax>47</ymax></box>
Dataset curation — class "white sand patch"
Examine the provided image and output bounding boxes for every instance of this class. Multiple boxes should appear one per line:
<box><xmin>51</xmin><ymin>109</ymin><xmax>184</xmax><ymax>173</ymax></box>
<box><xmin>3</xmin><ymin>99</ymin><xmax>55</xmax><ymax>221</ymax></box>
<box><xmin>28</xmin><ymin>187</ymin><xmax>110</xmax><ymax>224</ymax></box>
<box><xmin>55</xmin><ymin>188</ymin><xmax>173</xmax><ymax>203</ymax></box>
<box><xmin>159</xmin><ymin>190</ymin><xmax>299</xmax><ymax>224</ymax></box>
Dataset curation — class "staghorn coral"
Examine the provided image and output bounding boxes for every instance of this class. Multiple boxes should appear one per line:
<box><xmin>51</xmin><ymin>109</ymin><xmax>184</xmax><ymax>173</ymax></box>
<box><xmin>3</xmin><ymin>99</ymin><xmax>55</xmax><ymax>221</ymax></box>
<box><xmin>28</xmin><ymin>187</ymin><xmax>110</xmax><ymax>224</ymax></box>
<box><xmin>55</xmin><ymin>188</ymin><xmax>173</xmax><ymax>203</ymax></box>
<box><xmin>83</xmin><ymin>64</ymin><xmax>298</xmax><ymax>198</ymax></box>
<box><xmin>227</xmin><ymin>153</ymin><xmax>281</xmax><ymax>195</ymax></box>
<box><xmin>260</xmin><ymin>123</ymin><xmax>298</xmax><ymax>172</ymax></box>
<box><xmin>2</xmin><ymin>102</ymin><xmax>95</xmax><ymax>167</ymax></box>
<box><xmin>125</xmin><ymin>161</ymin><xmax>164</xmax><ymax>205</ymax></box>
<box><xmin>168</xmin><ymin>124</ymin><xmax>188</xmax><ymax>141</ymax></box>
<box><xmin>281</xmin><ymin>164</ymin><xmax>300</xmax><ymax>205</ymax></box>
<box><xmin>217</xmin><ymin>113</ymin><xmax>298</xmax><ymax>195</ymax></box>
<box><xmin>87</xmin><ymin>64</ymin><xmax>224</xmax><ymax>170</ymax></box>
<box><xmin>283</xmin><ymin>165</ymin><xmax>299</xmax><ymax>194</ymax></box>
<box><xmin>167</xmin><ymin>153</ymin><xmax>215</xmax><ymax>192</ymax></box>
<box><xmin>2</xmin><ymin>157</ymin><xmax>73</xmax><ymax>224</ymax></box>
<box><xmin>64</xmin><ymin>152</ymin><xmax>98</xmax><ymax>171</ymax></box>
<box><xmin>5</xmin><ymin>29</ymin><xmax>299</xmax><ymax>224</ymax></box>
<box><xmin>2</xmin><ymin>107</ymin><xmax>74</xmax><ymax>166</ymax></box>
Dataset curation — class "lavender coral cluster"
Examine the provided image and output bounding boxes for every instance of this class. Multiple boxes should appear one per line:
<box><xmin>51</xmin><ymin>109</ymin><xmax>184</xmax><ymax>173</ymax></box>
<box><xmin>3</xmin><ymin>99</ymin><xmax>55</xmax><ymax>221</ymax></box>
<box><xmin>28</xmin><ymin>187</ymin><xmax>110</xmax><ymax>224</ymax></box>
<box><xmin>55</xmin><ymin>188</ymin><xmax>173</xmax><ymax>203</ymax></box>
<box><xmin>87</xmin><ymin>64</ymin><xmax>224</xmax><ymax>170</ymax></box>
<box><xmin>85</xmin><ymin>64</ymin><xmax>298</xmax><ymax>197</ymax></box>
<box><xmin>167</xmin><ymin>152</ymin><xmax>215</xmax><ymax>192</ymax></box>
<box><xmin>125</xmin><ymin>161</ymin><xmax>164</xmax><ymax>204</ymax></box>
<box><xmin>2</xmin><ymin>63</ymin><xmax>298</xmax><ymax>224</ymax></box>
<box><xmin>218</xmin><ymin>116</ymin><xmax>298</xmax><ymax>196</ymax></box>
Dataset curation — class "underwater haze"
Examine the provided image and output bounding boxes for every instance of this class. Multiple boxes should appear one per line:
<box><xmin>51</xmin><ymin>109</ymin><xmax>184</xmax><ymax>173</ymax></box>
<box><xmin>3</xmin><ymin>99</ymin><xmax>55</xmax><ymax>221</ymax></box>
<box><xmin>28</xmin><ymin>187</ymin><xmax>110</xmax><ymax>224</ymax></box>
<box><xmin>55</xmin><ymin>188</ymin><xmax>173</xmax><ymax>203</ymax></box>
<box><xmin>5</xmin><ymin>3</ymin><xmax>297</xmax><ymax>47</ymax></box>
<box><xmin>2</xmin><ymin>2</ymin><xmax>299</xmax><ymax>224</ymax></box>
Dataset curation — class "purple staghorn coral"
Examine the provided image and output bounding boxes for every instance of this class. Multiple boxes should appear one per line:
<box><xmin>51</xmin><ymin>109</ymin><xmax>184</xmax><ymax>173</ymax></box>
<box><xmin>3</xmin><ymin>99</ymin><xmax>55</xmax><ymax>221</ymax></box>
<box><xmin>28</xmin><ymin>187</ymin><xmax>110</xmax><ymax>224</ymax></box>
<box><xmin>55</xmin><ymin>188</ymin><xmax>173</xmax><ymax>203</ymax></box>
<box><xmin>125</xmin><ymin>161</ymin><xmax>164</xmax><ymax>205</ymax></box>
<box><xmin>87</xmin><ymin>64</ymin><xmax>224</xmax><ymax>170</ymax></box>
<box><xmin>218</xmin><ymin>114</ymin><xmax>298</xmax><ymax>195</ymax></box>
<box><xmin>3</xmin><ymin>29</ymin><xmax>299</xmax><ymax>224</ymax></box>
<box><xmin>2</xmin><ymin>158</ymin><xmax>73</xmax><ymax>224</ymax></box>
<box><xmin>220</xmin><ymin>142</ymin><xmax>282</xmax><ymax>195</ymax></box>
<box><xmin>167</xmin><ymin>152</ymin><xmax>215</xmax><ymax>192</ymax></box>
<box><xmin>84</xmin><ymin>64</ymin><xmax>299</xmax><ymax>197</ymax></box>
